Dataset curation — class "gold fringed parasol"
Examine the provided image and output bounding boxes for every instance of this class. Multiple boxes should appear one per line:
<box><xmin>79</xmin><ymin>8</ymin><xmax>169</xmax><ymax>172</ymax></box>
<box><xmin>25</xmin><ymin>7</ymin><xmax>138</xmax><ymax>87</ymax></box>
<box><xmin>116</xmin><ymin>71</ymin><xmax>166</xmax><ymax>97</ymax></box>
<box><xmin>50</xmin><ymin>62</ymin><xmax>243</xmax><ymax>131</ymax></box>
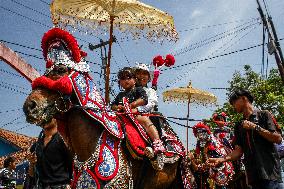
<box><xmin>163</xmin><ymin>82</ymin><xmax>217</xmax><ymax>152</ymax></box>
<box><xmin>50</xmin><ymin>0</ymin><xmax>179</xmax><ymax>103</ymax></box>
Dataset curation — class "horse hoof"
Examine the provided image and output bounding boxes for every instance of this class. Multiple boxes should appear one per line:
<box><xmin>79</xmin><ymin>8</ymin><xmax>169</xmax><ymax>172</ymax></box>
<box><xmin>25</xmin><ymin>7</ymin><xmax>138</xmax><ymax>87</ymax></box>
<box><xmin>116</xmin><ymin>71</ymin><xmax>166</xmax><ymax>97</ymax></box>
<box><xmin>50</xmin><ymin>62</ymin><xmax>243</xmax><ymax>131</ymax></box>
<box><xmin>144</xmin><ymin>147</ymin><xmax>155</xmax><ymax>159</ymax></box>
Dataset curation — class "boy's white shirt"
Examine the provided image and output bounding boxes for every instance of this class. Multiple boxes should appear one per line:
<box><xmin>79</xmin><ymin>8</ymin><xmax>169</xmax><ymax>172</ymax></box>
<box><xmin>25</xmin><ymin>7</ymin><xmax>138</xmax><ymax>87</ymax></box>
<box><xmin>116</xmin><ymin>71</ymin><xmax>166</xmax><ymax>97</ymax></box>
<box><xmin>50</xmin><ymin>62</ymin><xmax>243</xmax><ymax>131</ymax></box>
<box><xmin>137</xmin><ymin>87</ymin><xmax>158</xmax><ymax>113</ymax></box>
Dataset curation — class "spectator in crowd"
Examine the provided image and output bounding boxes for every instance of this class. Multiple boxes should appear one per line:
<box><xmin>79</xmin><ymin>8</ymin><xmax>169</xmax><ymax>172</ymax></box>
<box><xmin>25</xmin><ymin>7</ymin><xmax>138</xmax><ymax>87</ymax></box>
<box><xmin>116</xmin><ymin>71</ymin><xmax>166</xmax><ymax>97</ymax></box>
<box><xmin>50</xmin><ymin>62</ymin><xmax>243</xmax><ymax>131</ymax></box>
<box><xmin>26</xmin><ymin>118</ymin><xmax>72</xmax><ymax>189</ymax></box>
<box><xmin>0</xmin><ymin>156</ymin><xmax>16</xmax><ymax>189</ymax></box>
<box><xmin>208</xmin><ymin>89</ymin><xmax>283</xmax><ymax>189</ymax></box>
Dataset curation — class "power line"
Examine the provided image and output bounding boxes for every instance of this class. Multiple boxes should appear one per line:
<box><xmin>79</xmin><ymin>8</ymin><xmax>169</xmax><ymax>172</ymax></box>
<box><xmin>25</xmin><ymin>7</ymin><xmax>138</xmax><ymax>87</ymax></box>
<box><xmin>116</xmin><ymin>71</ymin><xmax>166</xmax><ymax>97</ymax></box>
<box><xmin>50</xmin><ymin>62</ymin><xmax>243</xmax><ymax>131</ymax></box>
<box><xmin>0</xmin><ymin>39</ymin><xmax>42</xmax><ymax>52</ymax></box>
<box><xmin>0</xmin><ymin>81</ymin><xmax>29</xmax><ymax>91</ymax></box>
<box><xmin>0</xmin><ymin>5</ymin><xmax>51</xmax><ymax>28</ymax></box>
<box><xmin>162</xmin><ymin>40</ymin><xmax>284</xmax><ymax>72</ymax></box>
<box><xmin>116</xmin><ymin>40</ymin><xmax>131</xmax><ymax>66</ymax></box>
<box><xmin>210</xmin><ymin>88</ymin><xmax>230</xmax><ymax>90</ymax></box>
<box><xmin>0</xmin><ymin>68</ymin><xmax>25</xmax><ymax>79</ymax></box>
<box><xmin>158</xmin><ymin>41</ymin><xmax>268</xmax><ymax>90</ymax></box>
<box><xmin>39</xmin><ymin>0</ymin><xmax>50</xmax><ymax>5</ymax></box>
<box><xmin>0</xmin><ymin>6</ymin><xmax>90</xmax><ymax>44</ymax></box>
<box><xmin>178</xmin><ymin>17</ymin><xmax>260</xmax><ymax>32</ymax></box>
<box><xmin>159</xmin><ymin>33</ymin><xmax>270</xmax><ymax>90</ymax></box>
<box><xmin>9</xmin><ymin>0</ymin><xmax>51</xmax><ymax>18</ymax></box>
<box><xmin>0</xmin><ymin>114</ymin><xmax>25</xmax><ymax>129</ymax></box>
<box><xmin>0</xmin><ymin>83</ymin><xmax>29</xmax><ymax>95</ymax></box>
<box><xmin>0</xmin><ymin>108</ymin><xmax>22</xmax><ymax>114</ymax></box>
<box><xmin>14</xmin><ymin>50</ymin><xmax>43</xmax><ymax>60</ymax></box>
<box><xmin>209</xmin><ymin>24</ymin><xmax>258</xmax><ymax>57</ymax></box>
<box><xmin>172</xmin><ymin>20</ymin><xmax>260</xmax><ymax>56</ymax></box>
<box><xmin>15</xmin><ymin>124</ymin><xmax>31</xmax><ymax>132</ymax></box>
<box><xmin>262</xmin><ymin>0</ymin><xmax>271</xmax><ymax>17</ymax></box>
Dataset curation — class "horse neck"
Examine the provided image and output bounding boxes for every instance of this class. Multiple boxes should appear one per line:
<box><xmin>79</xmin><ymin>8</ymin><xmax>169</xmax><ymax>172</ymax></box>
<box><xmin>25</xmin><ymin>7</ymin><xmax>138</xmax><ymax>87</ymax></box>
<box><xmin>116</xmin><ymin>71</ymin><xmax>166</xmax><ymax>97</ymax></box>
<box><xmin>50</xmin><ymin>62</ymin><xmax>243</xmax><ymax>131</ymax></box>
<box><xmin>66</xmin><ymin>108</ymin><xmax>103</xmax><ymax>162</ymax></box>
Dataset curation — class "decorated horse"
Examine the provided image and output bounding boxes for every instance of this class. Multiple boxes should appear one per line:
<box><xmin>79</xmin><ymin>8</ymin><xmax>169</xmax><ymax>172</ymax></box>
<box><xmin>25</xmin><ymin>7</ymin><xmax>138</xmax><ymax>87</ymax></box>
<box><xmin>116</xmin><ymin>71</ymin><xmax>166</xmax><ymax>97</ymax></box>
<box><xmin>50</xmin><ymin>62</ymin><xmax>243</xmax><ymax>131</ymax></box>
<box><xmin>23</xmin><ymin>28</ymin><xmax>195</xmax><ymax>189</ymax></box>
<box><xmin>190</xmin><ymin>122</ymin><xmax>234</xmax><ymax>189</ymax></box>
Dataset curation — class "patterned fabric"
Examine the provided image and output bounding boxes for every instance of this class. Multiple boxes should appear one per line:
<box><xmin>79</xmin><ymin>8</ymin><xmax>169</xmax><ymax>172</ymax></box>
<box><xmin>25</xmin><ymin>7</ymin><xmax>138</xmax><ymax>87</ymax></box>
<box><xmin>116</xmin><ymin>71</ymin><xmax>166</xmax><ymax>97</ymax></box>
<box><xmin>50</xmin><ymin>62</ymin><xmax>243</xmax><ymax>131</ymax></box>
<box><xmin>194</xmin><ymin>133</ymin><xmax>234</xmax><ymax>186</ymax></box>
<box><xmin>73</xmin><ymin>131</ymin><xmax>125</xmax><ymax>189</ymax></box>
<box><xmin>180</xmin><ymin>158</ymin><xmax>197</xmax><ymax>189</ymax></box>
<box><xmin>70</xmin><ymin>72</ymin><xmax>123</xmax><ymax>139</ymax></box>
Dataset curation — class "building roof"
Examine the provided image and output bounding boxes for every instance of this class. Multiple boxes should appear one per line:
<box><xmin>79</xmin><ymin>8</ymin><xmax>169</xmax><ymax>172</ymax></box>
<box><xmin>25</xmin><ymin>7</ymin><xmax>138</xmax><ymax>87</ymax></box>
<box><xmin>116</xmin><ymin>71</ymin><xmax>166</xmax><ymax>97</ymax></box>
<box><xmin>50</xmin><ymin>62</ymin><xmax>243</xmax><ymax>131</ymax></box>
<box><xmin>0</xmin><ymin>128</ymin><xmax>36</xmax><ymax>167</ymax></box>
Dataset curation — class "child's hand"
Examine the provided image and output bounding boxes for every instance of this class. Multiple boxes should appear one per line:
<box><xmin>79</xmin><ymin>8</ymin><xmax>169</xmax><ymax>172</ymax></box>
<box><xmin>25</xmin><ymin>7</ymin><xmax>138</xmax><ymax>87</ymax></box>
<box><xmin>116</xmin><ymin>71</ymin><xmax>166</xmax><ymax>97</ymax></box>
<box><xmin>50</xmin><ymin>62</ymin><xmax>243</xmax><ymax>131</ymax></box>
<box><xmin>131</xmin><ymin>108</ymin><xmax>138</xmax><ymax>114</ymax></box>
<box><xmin>117</xmin><ymin>105</ymin><xmax>125</xmax><ymax>112</ymax></box>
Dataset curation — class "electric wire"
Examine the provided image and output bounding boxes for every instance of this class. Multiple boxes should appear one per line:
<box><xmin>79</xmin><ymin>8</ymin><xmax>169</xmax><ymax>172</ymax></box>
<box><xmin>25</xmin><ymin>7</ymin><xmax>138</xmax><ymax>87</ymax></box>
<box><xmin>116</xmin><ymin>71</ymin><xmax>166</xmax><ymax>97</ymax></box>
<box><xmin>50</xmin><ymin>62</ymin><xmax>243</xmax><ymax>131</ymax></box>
<box><xmin>159</xmin><ymin>24</ymin><xmax>260</xmax><ymax>90</ymax></box>
<box><xmin>162</xmin><ymin>39</ymin><xmax>284</xmax><ymax>72</ymax></box>
<box><xmin>0</xmin><ymin>5</ymin><xmax>91</xmax><ymax>44</ymax></box>
<box><xmin>0</xmin><ymin>81</ymin><xmax>30</xmax><ymax>91</ymax></box>
<box><xmin>0</xmin><ymin>39</ymin><xmax>42</xmax><ymax>52</ymax></box>
<box><xmin>178</xmin><ymin>17</ymin><xmax>260</xmax><ymax>32</ymax></box>
<box><xmin>39</xmin><ymin>0</ymin><xmax>49</xmax><ymax>5</ymax></box>
<box><xmin>0</xmin><ymin>108</ymin><xmax>22</xmax><ymax>114</ymax></box>
<box><xmin>0</xmin><ymin>82</ymin><xmax>29</xmax><ymax>95</ymax></box>
<box><xmin>116</xmin><ymin>40</ymin><xmax>131</xmax><ymax>67</ymax></box>
<box><xmin>173</xmin><ymin>20</ymin><xmax>260</xmax><ymax>57</ymax></box>
<box><xmin>0</xmin><ymin>5</ymin><xmax>51</xmax><ymax>28</ymax></box>
<box><xmin>0</xmin><ymin>68</ymin><xmax>25</xmax><ymax>79</ymax></box>
<box><xmin>0</xmin><ymin>114</ymin><xmax>25</xmax><ymax>129</ymax></box>
<box><xmin>9</xmin><ymin>0</ymin><xmax>51</xmax><ymax>18</ymax></box>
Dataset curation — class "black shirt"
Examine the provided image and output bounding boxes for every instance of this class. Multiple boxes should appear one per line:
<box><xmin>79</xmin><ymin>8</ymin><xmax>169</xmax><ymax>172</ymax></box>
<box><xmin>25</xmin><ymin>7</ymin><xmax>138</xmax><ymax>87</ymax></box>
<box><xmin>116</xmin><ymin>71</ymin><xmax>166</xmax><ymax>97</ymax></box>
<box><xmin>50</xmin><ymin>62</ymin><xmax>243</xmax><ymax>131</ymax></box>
<box><xmin>234</xmin><ymin>109</ymin><xmax>282</xmax><ymax>184</ymax></box>
<box><xmin>32</xmin><ymin>132</ymin><xmax>72</xmax><ymax>185</ymax></box>
<box><xmin>112</xmin><ymin>86</ymin><xmax>148</xmax><ymax>106</ymax></box>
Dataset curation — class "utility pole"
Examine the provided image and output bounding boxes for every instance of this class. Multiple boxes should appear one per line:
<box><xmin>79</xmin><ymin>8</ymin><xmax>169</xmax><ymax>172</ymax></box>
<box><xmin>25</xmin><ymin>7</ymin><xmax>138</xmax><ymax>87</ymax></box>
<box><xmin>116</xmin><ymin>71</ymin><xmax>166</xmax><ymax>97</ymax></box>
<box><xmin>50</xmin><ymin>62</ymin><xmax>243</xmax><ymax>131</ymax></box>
<box><xmin>256</xmin><ymin>0</ymin><xmax>284</xmax><ymax>84</ymax></box>
<box><xmin>89</xmin><ymin>36</ymin><xmax>116</xmax><ymax>103</ymax></box>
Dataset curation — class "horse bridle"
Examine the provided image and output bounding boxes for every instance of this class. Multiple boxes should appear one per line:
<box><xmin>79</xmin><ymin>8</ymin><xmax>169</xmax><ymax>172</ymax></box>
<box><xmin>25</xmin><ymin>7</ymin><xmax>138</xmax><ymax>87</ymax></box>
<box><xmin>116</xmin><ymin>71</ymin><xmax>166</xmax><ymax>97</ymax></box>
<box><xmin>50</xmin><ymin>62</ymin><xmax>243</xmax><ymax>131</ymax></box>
<box><xmin>54</xmin><ymin>91</ymin><xmax>71</xmax><ymax>113</ymax></box>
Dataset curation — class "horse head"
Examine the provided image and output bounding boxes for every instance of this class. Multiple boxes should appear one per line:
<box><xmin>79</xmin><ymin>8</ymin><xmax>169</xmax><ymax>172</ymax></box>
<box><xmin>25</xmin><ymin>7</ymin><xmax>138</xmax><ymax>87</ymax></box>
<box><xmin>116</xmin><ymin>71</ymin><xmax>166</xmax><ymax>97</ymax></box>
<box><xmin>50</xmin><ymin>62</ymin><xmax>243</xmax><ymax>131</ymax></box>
<box><xmin>23</xmin><ymin>64</ymin><xmax>72</xmax><ymax>127</ymax></box>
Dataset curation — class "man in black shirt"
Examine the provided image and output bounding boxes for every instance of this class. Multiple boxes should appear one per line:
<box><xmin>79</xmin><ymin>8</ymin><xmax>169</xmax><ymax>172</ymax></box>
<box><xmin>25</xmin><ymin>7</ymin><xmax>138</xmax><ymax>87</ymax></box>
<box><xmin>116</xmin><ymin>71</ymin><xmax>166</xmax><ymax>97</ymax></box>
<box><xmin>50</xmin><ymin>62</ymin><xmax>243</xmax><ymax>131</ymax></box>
<box><xmin>208</xmin><ymin>89</ymin><xmax>283</xmax><ymax>189</ymax></box>
<box><xmin>27</xmin><ymin>118</ymin><xmax>72</xmax><ymax>189</ymax></box>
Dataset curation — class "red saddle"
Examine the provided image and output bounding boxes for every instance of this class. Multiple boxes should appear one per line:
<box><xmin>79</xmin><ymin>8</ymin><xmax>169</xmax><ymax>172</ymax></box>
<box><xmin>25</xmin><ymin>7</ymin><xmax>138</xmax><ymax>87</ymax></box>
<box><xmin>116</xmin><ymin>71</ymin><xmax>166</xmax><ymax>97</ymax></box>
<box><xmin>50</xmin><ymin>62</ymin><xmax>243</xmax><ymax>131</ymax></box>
<box><xmin>120</xmin><ymin>98</ymin><xmax>185</xmax><ymax>159</ymax></box>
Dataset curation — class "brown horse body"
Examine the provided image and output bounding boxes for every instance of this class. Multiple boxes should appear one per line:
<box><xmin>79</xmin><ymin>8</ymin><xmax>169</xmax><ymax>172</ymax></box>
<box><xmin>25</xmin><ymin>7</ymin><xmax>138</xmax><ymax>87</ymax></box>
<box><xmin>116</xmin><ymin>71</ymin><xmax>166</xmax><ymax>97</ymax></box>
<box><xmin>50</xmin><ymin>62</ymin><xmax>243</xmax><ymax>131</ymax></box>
<box><xmin>24</xmin><ymin>82</ymin><xmax>183</xmax><ymax>189</ymax></box>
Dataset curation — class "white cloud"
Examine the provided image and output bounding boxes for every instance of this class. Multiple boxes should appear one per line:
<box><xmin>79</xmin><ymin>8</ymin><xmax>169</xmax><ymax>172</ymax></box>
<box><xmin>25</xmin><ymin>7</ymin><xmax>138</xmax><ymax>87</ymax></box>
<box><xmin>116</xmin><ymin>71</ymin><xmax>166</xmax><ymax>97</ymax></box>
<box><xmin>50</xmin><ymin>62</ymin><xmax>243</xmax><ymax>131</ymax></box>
<box><xmin>190</xmin><ymin>9</ymin><xmax>202</xmax><ymax>19</ymax></box>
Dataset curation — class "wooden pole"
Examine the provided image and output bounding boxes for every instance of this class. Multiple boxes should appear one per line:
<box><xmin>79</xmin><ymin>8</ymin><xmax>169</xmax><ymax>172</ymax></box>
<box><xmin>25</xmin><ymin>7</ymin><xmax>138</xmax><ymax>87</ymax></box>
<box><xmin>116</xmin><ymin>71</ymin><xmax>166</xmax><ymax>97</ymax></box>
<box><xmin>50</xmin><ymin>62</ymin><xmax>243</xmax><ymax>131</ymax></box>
<box><xmin>186</xmin><ymin>98</ymin><xmax>190</xmax><ymax>153</ymax></box>
<box><xmin>256</xmin><ymin>0</ymin><xmax>284</xmax><ymax>84</ymax></box>
<box><xmin>0</xmin><ymin>43</ymin><xmax>40</xmax><ymax>82</ymax></box>
<box><xmin>105</xmin><ymin>16</ymin><xmax>115</xmax><ymax>104</ymax></box>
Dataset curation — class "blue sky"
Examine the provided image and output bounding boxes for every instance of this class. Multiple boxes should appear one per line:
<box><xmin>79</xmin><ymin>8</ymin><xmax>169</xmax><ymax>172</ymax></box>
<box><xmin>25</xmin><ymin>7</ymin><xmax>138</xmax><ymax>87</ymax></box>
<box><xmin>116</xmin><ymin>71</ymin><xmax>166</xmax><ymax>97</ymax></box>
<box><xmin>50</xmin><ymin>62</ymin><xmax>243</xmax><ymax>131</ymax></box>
<box><xmin>0</xmin><ymin>0</ymin><xmax>284</xmax><ymax>149</ymax></box>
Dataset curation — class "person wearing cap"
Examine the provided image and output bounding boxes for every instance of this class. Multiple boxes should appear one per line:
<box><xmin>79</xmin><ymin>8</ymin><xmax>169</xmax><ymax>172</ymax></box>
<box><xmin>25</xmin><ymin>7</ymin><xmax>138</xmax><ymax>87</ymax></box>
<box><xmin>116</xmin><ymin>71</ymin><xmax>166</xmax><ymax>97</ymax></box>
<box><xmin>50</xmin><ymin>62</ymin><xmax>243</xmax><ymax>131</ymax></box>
<box><xmin>111</xmin><ymin>67</ymin><xmax>166</xmax><ymax>158</ymax></box>
<box><xmin>133</xmin><ymin>63</ymin><xmax>167</xmax><ymax>160</ymax></box>
<box><xmin>134</xmin><ymin>63</ymin><xmax>158</xmax><ymax>113</ymax></box>
<box><xmin>207</xmin><ymin>89</ymin><xmax>283</xmax><ymax>189</ymax></box>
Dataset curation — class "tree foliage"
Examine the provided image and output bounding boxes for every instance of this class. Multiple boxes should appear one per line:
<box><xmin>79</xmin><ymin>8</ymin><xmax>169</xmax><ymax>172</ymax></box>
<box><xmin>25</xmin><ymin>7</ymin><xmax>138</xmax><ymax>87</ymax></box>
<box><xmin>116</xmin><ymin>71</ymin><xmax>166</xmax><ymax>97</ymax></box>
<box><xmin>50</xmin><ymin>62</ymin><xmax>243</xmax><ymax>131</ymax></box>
<box><xmin>216</xmin><ymin>65</ymin><xmax>284</xmax><ymax>127</ymax></box>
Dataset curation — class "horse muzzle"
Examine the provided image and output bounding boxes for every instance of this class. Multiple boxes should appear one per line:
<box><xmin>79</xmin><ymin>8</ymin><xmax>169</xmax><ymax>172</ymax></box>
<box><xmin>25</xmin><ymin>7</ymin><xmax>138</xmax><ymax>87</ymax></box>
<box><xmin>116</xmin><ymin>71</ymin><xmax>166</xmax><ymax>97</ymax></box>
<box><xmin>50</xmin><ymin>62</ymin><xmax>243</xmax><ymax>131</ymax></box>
<box><xmin>23</xmin><ymin>99</ymin><xmax>55</xmax><ymax>126</ymax></box>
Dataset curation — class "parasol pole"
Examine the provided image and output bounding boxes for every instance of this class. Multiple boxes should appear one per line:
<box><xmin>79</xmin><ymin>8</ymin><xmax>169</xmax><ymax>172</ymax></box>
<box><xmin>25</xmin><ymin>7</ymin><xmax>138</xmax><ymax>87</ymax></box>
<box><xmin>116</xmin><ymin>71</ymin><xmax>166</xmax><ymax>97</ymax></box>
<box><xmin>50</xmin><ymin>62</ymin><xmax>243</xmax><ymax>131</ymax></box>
<box><xmin>105</xmin><ymin>15</ymin><xmax>115</xmax><ymax>104</ymax></box>
<box><xmin>186</xmin><ymin>97</ymin><xmax>191</xmax><ymax>153</ymax></box>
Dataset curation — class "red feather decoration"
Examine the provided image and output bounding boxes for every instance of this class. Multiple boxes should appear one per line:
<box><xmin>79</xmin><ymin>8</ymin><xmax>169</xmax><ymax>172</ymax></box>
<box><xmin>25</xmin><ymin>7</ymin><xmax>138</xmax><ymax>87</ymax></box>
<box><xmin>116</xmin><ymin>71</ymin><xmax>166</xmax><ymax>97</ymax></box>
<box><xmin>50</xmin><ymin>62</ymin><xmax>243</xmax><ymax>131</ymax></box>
<box><xmin>32</xmin><ymin>76</ymin><xmax>73</xmax><ymax>95</ymax></box>
<box><xmin>152</xmin><ymin>55</ymin><xmax>165</xmax><ymax>67</ymax></box>
<box><xmin>164</xmin><ymin>54</ymin><xmax>175</xmax><ymax>67</ymax></box>
<box><xmin>41</xmin><ymin>28</ymin><xmax>81</xmax><ymax>63</ymax></box>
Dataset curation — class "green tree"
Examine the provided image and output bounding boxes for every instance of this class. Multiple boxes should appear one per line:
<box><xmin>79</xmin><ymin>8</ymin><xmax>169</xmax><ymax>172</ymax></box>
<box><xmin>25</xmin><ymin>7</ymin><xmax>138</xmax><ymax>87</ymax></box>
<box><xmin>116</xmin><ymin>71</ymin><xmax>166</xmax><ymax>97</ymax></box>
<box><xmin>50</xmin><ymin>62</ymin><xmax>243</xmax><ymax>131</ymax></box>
<box><xmin>216</xmin><ymin>65</ymin><xmax>284</xmax><ymax>127</ymax></box>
